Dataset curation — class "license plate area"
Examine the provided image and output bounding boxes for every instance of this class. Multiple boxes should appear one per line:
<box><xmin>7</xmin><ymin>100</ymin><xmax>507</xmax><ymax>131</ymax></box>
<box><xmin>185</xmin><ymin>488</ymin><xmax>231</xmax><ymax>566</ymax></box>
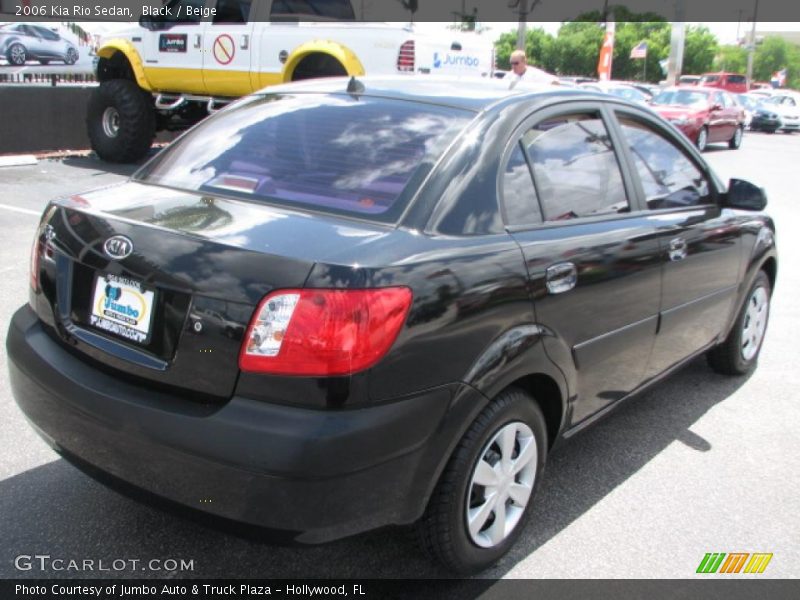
<box><xmin>90</xmin><ymin>273</ymin><xmax>156</xmax><ymax>345</ymax></box>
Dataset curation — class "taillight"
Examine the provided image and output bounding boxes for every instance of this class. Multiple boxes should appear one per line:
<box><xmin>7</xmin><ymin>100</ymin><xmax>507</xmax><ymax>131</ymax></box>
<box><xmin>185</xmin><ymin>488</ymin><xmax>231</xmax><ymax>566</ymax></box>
<box><xmin>397</xmin><ymin>40</ymin><xmax>415</xmax><ymax>72</ymax></box>
<box><xmin>29</xmin><ymin>233</ymin><xmax>42</xmax><ymax>293</ymax></box>
<box><xmin>240</xmin><ymin>287</ymin><xmax>413</xmax><ymax>376</ymax></box>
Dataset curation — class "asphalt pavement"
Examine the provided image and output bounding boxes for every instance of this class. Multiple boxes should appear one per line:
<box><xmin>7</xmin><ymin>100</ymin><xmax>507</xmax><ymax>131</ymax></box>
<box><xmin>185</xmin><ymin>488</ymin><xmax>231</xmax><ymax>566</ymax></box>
<box><xmin>0</xmin><ymin>132</ymin><xmax>798</xmax><ymax>580</ymax></box>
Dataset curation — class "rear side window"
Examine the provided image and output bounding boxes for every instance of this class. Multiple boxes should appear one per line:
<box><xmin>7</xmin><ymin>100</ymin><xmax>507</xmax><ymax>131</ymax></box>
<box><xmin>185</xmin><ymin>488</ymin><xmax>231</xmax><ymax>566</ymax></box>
<box><xmin>727</xmin><ymin>75</ymin><xmax>746</xmax><ymax>84</ymax></box>
<box><xmin>501</xmin><ymin>142</ymin><xmax>542</xmax><ymax>226</ymax></box>
<box><xmin>136</xmin><ymin>94</ymin><xmax>472</xmax><ymax>223</ymax></box>
<box><xmin>617</xmin><ymin>116</ymin><xmax>712</xmax><ymax>209</ymax></box>
<box><xmin>524</xmin><ymin>113</ymin><xmax>629</xmax><ymax>221</ymax></box>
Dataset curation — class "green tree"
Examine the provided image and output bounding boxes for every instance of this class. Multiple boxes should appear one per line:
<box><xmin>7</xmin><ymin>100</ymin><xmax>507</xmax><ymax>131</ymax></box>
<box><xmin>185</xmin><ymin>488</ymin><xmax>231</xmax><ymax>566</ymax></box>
<box><xmin>494</xmin><ymin>28</ymin><xmax>556</xmax><ymax>72</ymax></box>
<box><xmin>551</xmin><ymin>22</ymin><xmax>605</xmax><ymax>76</ymax></box>
<box><xmin>714</xmin><ymin>45</ymin><xmax>748</xmax><ymax>74</ymax></box>
<box><xmin>754</xmin><ymin>36</ymin><xmax>800</xmax><ymax>87</ymax></box>
<box><xmin>682</xmin><ymin>26</ymin><xmax>719</xmax><ymax>75</ymax></box>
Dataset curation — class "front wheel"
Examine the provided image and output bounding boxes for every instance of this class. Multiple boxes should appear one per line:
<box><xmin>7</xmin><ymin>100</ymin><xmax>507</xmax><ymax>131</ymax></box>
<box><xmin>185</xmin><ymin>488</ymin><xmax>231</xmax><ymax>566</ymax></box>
<box><xmin>707</xmin><ymin>271</ymin><xmax>771</xmax><ymax>375</ymax></box>
<box><xmin>696</xmin><ymin>126</ymin><xmax>709</xmax><ymax>152</ymax></box>
<box><xmin>415</xmin><ymin>387</ymin><xmax>548</xmax><ymax>574</ymax></box>
<box><xmin>7</xmin><ymin>43</ymin><xmax>26</xmax><ymax>66</ymax></box>
<box><xmin>87</xmin><ymin>79</ymin><xmax>156</xmax><ymax>163</ymax></box>
<box><xmin>729</xmin><ymin>126</ymin><xmax>743</xmax><ymax>149</ymax></box>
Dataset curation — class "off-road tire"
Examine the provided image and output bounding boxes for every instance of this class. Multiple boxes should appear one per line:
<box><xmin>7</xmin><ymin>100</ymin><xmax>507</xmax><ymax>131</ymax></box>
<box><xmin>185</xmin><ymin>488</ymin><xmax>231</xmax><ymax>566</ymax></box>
<box><xmin>87</xmin><ymin>79</ymin><xmax>156</xmax><ymax>163</ymax></box>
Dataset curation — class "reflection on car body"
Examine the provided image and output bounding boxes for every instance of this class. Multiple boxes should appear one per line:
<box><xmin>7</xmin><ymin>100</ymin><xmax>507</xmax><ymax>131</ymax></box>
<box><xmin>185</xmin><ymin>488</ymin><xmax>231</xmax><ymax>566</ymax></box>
<box><xmin>7</xmin><ymin>77</ymin><xmax>777</xmax><ymax>574</ymax></box>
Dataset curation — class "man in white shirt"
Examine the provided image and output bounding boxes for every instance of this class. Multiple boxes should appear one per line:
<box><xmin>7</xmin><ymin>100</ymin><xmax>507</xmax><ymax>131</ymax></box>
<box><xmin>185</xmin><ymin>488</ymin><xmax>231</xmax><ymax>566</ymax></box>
<box><xmin>507</xmin><ymin>50</ymin><xmax>559</xmax><ymax>89</ymax></box>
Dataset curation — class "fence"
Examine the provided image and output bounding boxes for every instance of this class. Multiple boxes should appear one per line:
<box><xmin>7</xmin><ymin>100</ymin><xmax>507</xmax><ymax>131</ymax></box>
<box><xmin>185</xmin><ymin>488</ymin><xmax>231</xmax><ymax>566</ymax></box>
<box><xmin>0</xmin><ymin>72</ymin><xmax>98</xmax><ymax>85</ymax></box>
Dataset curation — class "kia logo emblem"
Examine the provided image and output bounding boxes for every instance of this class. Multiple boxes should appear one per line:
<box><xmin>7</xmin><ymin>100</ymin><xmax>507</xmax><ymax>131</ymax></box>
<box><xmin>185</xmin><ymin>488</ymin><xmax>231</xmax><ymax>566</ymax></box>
<box><xmin>103</xmin><ymin>235</ymin><xmax>134</xmax><ymax>260</ymax></box>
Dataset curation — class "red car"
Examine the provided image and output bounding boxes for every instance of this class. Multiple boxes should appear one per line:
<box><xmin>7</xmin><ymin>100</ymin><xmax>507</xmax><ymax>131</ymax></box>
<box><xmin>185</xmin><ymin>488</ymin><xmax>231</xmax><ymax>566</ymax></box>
<box><xmin>650</xmin><ymin>87</ymin><xmax>746</xmax><ymax>151</ymax></box>
<box><xmin>699</xmin><ymin>72</ymin><xmax>748</xmax><ymax>94</ymax></box>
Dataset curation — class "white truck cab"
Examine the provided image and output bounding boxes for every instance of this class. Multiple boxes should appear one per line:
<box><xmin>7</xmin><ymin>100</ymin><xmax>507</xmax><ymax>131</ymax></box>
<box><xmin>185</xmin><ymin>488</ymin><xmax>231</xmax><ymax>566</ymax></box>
<box><xmin>89</xmin><ymin>0</ymin><xmax>495</xmax><ymax>162</ymax></box>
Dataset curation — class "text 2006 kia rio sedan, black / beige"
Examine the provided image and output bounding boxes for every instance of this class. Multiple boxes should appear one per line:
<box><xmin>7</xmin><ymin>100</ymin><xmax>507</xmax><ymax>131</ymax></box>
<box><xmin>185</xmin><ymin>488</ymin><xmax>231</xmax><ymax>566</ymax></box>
<box><xmin>7</xmin><ymin>77</ymin><xmax>777</xmax><ymax>573</ymax></box>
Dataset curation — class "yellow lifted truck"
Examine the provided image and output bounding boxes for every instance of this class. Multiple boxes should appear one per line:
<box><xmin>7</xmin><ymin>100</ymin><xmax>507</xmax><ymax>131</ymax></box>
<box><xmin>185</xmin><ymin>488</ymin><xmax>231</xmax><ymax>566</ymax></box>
<box><xmin>89</xmin><ymin>0</ymin><xmax>494</xmax><ymax>162</ymax></box>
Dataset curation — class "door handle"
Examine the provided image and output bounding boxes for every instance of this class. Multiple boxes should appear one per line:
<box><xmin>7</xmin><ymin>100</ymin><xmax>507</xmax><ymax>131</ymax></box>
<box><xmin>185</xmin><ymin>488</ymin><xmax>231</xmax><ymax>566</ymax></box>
<box><xmin>546</xmin><ymin>262</ymin><xmax>577</xmax><ymax>295</ymax></box>
<box><xmin>241</xmin><ymin>34</ymin><xmax>249</xmax><ymax>50</ymax></box>
<box><xmin>668</xmin><ymin>237</ymin><xmax>688</xmax><ymax>261</ymax></box>
<box><xmin>194</xmin><ymin>34</ymin><xmax>202</xmax><ymax>49</ymax></box>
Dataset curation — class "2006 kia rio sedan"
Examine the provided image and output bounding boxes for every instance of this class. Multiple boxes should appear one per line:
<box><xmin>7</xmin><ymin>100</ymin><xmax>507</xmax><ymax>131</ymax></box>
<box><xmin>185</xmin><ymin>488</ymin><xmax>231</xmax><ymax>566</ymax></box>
<box><xmin>7</xmin><ymin>77</ymin><xmax>777</xmax><ymax>574</ymax></box>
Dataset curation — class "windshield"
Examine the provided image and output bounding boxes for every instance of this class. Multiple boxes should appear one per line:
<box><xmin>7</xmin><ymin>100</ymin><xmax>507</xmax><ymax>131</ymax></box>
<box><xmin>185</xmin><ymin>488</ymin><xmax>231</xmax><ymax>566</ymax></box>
<box><xmin>608</xmin><ymin>87</ymin><xmax>647</xmax><ymax>103</ymax></box>
<box><xmin>136</xmin><ymin>93</ymin><xmax>472</xmax><ymax>223</ymax></box>
<box><xmin>652</xmin><ymin>89</ymin><xmax>709</xmax><ymax>108</ymax></box>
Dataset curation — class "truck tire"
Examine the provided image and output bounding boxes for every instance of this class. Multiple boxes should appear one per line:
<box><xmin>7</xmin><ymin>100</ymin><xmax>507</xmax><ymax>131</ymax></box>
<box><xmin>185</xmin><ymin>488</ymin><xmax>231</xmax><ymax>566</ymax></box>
<box><xmin>87</xmin><ymin>79</ymin><xmax>156</xmax><ymax>163</ymax></box>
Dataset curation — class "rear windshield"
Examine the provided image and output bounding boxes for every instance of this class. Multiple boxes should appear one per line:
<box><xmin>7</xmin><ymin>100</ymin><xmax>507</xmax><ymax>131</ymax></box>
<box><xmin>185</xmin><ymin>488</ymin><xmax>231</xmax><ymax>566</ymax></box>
<box><xmin>135</xmin><ymin>93</ymin><xmax>473</xmax><ymax>223</ymax></box>
<box><xmin>652</xmin><ymin>89</ymin><xmax>709</xmax><ymax>107</ymax></box>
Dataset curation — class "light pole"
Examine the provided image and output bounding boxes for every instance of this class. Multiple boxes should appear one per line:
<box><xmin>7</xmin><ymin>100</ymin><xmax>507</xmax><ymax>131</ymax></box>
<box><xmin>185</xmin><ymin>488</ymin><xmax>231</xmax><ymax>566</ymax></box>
<box><xmin>746</xmin><ymin>0</ymin><xmax>761</xmax><ymax>89</ymax></box>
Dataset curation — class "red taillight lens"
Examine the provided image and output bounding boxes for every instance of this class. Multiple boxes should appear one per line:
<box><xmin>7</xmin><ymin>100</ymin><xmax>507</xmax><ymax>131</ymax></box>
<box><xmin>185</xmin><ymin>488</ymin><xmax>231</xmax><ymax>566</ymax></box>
<box><xmin>239</xmin><ymin>287</ymin><xmax>413</xmax><ymax>376</ymax></box>
<box><xmin>397</xmin><ymin>40</ymin><xmax>415</xmax><ymax>72</ymax></box>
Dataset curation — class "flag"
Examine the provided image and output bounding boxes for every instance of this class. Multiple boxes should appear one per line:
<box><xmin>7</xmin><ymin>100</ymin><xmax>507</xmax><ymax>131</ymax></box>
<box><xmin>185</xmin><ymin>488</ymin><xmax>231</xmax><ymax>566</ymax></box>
<box><xmin>630</xmin><ymin>42</ymin><xmax>648</xmax><ymax>59</ymax></box>
<box><xmin>597</xmin><ymin>21</ymin><xmax>615</xmax><ymax>81</ymax></box>
<box><xmin>771</xmin><ymin>69</ymin><xmax>787</xmax><ymax>87</ymax></box>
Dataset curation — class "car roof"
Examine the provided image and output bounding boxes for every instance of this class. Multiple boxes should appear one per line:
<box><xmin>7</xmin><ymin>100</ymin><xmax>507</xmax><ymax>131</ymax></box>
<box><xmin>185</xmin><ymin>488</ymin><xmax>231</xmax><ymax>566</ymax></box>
<box><xmin>251</xmin><ymin>75</ymin><xmax>590</xmax><ymax>113</ymax></box>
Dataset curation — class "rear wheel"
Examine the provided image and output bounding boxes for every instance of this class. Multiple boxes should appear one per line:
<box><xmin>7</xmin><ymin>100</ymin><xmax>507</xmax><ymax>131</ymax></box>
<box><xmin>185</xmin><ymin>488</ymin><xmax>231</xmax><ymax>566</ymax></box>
<box><xmin>707</xmin><ymin>271</ymin><xmax>771</xmax><ymax>375</ymax></box>
<box><xmin>87</xmin><ymin>79</ymin><xmax>156</xmax><ymax>163</ymax></box>
<box><xmin>65</xmin><ymin>48</ymin><xmax>78</xmax><ymax>65</ymax></box>
<box><xmin>696</xmin><ymin>126</ymin><xmax>708</xmax><ymax>152</ymax></box>
<box><xmin>415</xmin><ymin>387</ymin><xmax>547</xmax><ymax>574</ymax></box>
<box><xmin>729</xmin><ymin>125</ymin><xmax>743</xmax><ymax>149</ymax></box>
<box><xmin>7</xmin><ymin>43</ymin><xmax>26</xmax><ymax>66</ymax></box>
<box><xmin>291</xmin><ymin>54</ymin><xmax>347</xmax><ymax>81</ymax></box>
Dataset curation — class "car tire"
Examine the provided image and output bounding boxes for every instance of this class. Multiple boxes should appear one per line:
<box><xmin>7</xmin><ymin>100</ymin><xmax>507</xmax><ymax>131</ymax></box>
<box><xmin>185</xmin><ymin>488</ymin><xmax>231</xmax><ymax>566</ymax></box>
<box><xmin>7</xmin><ymin>43</ymin><xmax>26</xmax><ymax>66</ymax></box>
<box><xmin>87</xmin><ymin>79</ymin><xmax>156</xmax><ymax>163</ymax></box>
<box><xmin>65</xmin><ymin>48</ymin><xmax>78</xmax><ymax>65</ymax></box>
<box><xmin>415</xmin><ymin>387</ymin><xmax>548</xmax><ymax>574</ymax></box>
<box><xmin>728</xmin><ymin>126</ymin><xmax>743</xmax><ymax>149</ymax></box>
<box><xmin>696</xmin><ymin>126</ymin><xmax>708</xmax><ymax>152</ymax></box>
<box><xmin>707</xmin><ymin>270</ymin><xmax>771</xmax><ymax>376</ymax></box>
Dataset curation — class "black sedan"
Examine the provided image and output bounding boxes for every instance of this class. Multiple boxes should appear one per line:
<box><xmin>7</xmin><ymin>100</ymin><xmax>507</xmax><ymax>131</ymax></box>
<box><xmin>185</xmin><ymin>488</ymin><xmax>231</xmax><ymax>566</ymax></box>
<box><xmin>750</xmin><ymin>106</ymin><xmax>783</xmax><ymax>133</ymax></box>
<box><xmin>7</xmin><ymin>78</ymin><xmax>777</xmax><ymax>574</ymax></box>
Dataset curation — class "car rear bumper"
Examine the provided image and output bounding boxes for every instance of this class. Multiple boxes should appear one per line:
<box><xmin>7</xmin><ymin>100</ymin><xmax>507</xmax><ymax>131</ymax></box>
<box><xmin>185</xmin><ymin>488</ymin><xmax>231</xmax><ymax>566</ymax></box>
<box><xmin>7</xmin><ymin>305</ymin><xmax>466</xmax><ymax>543</ymax></box>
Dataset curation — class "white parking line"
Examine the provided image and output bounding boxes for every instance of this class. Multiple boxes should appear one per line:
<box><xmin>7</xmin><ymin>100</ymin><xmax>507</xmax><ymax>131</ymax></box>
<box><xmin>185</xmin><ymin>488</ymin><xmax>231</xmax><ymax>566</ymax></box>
<box><xmin>0</xmin><ymin>203</ymin><xmax>40</xmax><ymax>216</ymax></box>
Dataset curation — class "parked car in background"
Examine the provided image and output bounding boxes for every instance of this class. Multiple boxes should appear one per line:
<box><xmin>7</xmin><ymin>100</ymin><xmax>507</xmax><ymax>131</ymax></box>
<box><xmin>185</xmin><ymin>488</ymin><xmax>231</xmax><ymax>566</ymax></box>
<box><xmin>762</xmin><ymin>93</ymin><xmax>800</xmax><ymax>133</ymax></box>
<box><xmin>698</xmin><ymin>72</ymin><xmax>748</xmax><ymax>94</ymax></box>
<box><xmin>558</xmin><ymin>75</ymin><xmax>597</xmax><ymax>86</ymax></box>
<box><xmin>650</xmin><ymin>87</ymin><xmax>745</xmax><ymax>151</ymax></box>
<box><xmin>0</xmin><ymin>23</ymin><xmax>79</xmax><ymax>65</ymax></box>
<box><xmin>678</xmin><ymin>74</ymin><xmax>701</xmax><ymax>86</ymax></box>
<box><xmin>8</xmin><ymin>77</ymin><xmax>776</xmax><ymax>574</ymax></box>
<box><xmin>579</xmin><ymin>81</ymin><xmax>650</xmax><ymax>105</ymax></box>
<box><xmin>749</xmin><ymin>104</ymin><xmax>783</xmax><ymax>133</ymax></box>
<box><xmin>736</xmin><ymin>93</ymin><xmax>761</xmax><ymax>129</ymax></box>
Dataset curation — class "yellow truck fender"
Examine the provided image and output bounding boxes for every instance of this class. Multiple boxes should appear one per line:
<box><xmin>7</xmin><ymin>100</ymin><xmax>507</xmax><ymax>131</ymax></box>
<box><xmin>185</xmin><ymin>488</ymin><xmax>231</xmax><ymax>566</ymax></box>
<box><xmin>97</xmin><ymin>39</ymin><xmax>153</xmax><ymax>91</ymax></box>
<box><xmin>282</xmin><ymin>40</ymin><xmax>366</xmax><ymax>82</ymax></box>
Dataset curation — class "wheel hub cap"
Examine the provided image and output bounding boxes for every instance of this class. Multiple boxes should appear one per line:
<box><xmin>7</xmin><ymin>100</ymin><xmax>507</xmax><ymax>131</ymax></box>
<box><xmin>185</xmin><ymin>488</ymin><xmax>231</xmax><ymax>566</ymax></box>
<box><xmin>102</xmin><ymin>107</ymin><xmax>120</xmax><ymax>138</ymax></box>
<box><xmin>466</xmin><ymin>421</ymin><xmax>537</xmax><ymax>548</ymax></box>
<box><xmin>741</xmin><ymin>286</ymin><xmax>768</xmax><ymax>361</ymax></box>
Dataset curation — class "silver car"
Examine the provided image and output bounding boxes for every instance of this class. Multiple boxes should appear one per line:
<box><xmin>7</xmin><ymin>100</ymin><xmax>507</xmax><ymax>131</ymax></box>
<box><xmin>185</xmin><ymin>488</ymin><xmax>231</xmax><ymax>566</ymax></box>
<box><xmin>0</xmin><ymin>23</ymin><xmax>78</xmax><ymax>66</ymax></box>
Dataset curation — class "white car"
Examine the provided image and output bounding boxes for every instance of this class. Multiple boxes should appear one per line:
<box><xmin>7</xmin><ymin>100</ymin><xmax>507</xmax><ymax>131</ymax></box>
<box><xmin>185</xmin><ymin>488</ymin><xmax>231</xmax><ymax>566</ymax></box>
<box><xmin>763</xmin><ymin>93</ymin><xmax>800</xmax><ymax>133</ymax></box>
<box><xmin>0</xmin><ymin>23</ymin><xmax>79</xmax><ymax>65</ymax></box>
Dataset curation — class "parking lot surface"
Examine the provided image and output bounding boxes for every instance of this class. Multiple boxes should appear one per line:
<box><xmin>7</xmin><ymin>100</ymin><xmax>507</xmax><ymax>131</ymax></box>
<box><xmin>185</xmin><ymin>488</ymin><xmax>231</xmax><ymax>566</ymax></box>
<box><xmin>1</xmin><ymin>132</ymin><xmax>798</xmax><ymax>579</ymax></box>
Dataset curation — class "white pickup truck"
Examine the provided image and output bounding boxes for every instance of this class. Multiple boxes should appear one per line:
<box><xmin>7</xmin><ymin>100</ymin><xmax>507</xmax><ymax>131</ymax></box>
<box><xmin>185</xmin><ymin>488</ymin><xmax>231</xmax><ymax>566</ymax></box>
<box><xmin>89</xmin><ymin>0</ymin><xmax>495</xmax><ymax>162</ymax></box>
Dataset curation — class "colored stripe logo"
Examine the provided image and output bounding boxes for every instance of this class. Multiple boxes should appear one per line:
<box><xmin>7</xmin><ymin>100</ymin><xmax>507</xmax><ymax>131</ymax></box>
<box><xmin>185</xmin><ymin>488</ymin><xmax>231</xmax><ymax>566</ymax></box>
<box><xmin>697</xmin><ymin>553</ymin><xmax>773</xmax><ymax>574</ymax></box>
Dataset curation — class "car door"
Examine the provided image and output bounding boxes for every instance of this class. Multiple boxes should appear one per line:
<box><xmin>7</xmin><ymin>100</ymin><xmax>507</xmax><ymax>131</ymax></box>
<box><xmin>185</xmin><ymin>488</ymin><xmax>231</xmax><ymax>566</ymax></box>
<box><xmin>202</xmin><ymin>0</ymin><xmax>256</xmax><ymax>97</ymax></box>
<box><xmin>20</xmin><ymin>25</ymin><xmax>45</xmax><ymax>57</ymax></box>
<box><xmin>32</xmin><ymin>26</ymin><xmax>61</xmax><ymax>59</ymax></box>
<box><xmin>503</xmin><ymin>102</ymin><xmax>663</xmax><ymax>426</ymax></box>
<box><xmin>610</xmin><ymin>108</ymin><xmax>743</xmax><ymax>378</ymax></box>
<box><xmin>708</xmin><ymin>92</ymin><xmax>730</xmax><ymax>142</ymax></box>
<box><xmin>142</xmin><ymin>0</ymin><xmax>210</xmax><ymax>95</ymax></box>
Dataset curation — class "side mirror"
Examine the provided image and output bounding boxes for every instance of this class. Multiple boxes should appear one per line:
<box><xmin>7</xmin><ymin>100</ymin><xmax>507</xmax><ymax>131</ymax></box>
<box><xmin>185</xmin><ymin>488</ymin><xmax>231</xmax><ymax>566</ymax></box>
<box><xmin>725</xmin><ymin>179</ymin><xmax>767</xmax><ymax>211</ymax></box>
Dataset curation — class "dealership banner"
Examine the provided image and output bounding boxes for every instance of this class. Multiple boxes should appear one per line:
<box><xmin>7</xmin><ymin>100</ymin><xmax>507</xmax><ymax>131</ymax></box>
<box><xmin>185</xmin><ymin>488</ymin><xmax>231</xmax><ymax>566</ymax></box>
<box><xmin>3</xmin><ymin>579</ymin><xmax>800</xmax><ymax>600</ymax></box>
<box><xmin>2</xmin><ymin>0</ymin><xmax>800</xmax><ymax>22</ymax></box>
